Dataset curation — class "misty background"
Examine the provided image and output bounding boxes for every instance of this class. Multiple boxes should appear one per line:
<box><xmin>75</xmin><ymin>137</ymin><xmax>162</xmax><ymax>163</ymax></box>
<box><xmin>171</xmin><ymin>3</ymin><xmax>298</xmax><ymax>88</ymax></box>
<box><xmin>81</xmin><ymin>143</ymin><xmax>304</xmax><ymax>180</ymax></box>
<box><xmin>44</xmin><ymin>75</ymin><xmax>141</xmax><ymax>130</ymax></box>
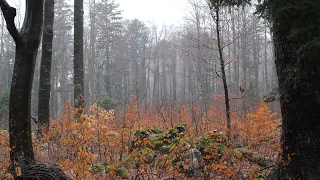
<box><xmin>0</xmin><ymin>0</ymin><xmax>278</xmax><ymax>128</ymax></box>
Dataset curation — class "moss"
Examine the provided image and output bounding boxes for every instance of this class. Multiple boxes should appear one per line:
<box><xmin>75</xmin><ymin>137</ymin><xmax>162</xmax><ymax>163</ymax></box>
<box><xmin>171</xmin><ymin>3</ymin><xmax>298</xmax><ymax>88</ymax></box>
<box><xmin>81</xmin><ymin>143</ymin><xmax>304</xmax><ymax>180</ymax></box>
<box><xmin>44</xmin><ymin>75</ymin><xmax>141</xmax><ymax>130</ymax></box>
<box><xmin>149</xmin><ymin>135</ymin><xmax>167</xmax><ymax>150</ymax></box>
<box><xmin>159</xmin><ymin>145</ymin><xmax>170</xmax><ymax>153</ymax></box>
<box><xmin>242</xmin><ymin>151</ymin><xmax>253</xmax><ymax>159</ymax></box>
<box><xmin>114</xmin><ymin>166</ymin><xmax>129</xmax><ymax>179</ymax></box>
<box><xmin>141</xmin><ymin>147</ymin><xmax>156</xmax><ymax>163</ymax></box>
<box><xmin>255</xmin><ymin>173</ymin><xmax>267</xmax><ymax>180</ymax></box>
<box><xmin>134</xmin><ymin>129</ymin><xmax>150</xmax><ymax>139</ymax></box>
<box><xmin>149</xmin><ymin>129</ymin><xmax>164</xmax><ymax>134</ymax></box>
<box><xmin>234</xmin><ymin>142</ymin><xmax>244</xmax><ymax>148</ymax></box>
<box><xmin>101</xmin><ymin>161</ymin><xmax>108</xmax><ymax>166</ymax></box>
<box><xmin>167</xmin><ymin>124</ymin><xmax>188</xmax><ymax>138</ymax></box>
<box><xmin>92</xmin><ymin>163</ymin><xmax>103</xmax><ymax>173</ymax></box>
<box><xmin>252</xmin><ymin>156</ymin><xmax>271</xmax><ymax>167</ymax></box>
<box><xmin>0</xmin><ymin>173</ymin><xmax>5</xmax><ymax>179</ymax></box>
<box><xmin>196</xmin><ymin>131</ymin><xmax>227</xmax><ymax>153</ymax></box>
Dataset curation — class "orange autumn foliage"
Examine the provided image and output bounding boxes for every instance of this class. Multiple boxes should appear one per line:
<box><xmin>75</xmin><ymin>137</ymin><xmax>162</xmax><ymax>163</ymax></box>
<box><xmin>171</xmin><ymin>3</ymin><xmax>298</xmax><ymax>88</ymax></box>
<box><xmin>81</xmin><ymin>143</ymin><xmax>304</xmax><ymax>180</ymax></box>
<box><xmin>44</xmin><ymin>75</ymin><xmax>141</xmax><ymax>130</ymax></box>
<box><xmin>0</xmin><ymin>99</ymin><xmax>281</xmax><ymax>179</ymax></box>
<box><xmin>239</xmin><ymin>102</ymin><xmax>281</xmax><ymax>150</ymax></box>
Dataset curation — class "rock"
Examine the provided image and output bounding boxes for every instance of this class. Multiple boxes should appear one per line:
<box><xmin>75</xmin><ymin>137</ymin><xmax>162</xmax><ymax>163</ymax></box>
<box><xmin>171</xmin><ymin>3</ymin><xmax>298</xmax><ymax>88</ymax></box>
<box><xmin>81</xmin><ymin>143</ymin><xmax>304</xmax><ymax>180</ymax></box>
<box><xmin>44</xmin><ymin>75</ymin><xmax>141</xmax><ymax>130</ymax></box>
<box><xmin>195</xmin><ymin>131</ymin><xmax>227</xmax><ymax>156</ymax></box>
<box><xmin>186</xmin><ymin>148</ymin><xmax>203</xmax><ymax>169</ymax></box>
<box><xmin>13</xmin><ymin>164</ymin><xmax>70</xmax><ymax>180</ymax></box>
<box><xmin>182</xmin><ymin>148</ymin><xmax>203</xmax><ymax>176</ymax></box>
<box><xmin>167</xmin><ymin>124</ymin><xmax>188</xmax><ymax>138</ymax></box>
<box><xmin>129</xmin><ymin>128</ymin><xmax>164</xmax><ymax>152</ymax></box>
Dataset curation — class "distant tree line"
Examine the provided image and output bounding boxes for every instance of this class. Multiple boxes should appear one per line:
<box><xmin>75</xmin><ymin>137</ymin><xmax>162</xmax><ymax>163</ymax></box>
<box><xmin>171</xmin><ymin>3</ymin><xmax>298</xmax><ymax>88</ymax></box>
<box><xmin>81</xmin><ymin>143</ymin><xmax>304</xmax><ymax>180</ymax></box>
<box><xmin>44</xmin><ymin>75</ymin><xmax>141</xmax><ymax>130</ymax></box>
<box><xmin>0</xmin><ymin>0</ymin><xmax>277</xmax><ymax>124</ymax></box>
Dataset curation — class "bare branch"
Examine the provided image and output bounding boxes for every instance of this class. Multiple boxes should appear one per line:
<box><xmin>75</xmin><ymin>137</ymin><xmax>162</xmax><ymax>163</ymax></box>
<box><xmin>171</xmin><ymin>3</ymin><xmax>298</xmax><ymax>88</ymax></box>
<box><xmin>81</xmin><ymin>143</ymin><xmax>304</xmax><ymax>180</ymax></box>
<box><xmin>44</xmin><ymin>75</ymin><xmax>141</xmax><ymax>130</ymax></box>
<box><xmin>215</xmin><ymin>64</ymin><xmax>221</xmax><ymax>78</ymax></box>
<box><xmin>0</xmin><ymin>0</ymin><xmax>20</xmax><ymax>43</ymax></box>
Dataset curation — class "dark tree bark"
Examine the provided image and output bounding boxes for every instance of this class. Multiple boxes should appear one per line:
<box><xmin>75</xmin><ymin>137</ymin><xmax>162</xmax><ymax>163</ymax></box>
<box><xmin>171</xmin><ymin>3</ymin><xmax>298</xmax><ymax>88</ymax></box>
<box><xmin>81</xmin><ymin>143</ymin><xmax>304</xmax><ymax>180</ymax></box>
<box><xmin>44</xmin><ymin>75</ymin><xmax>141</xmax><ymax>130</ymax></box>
<box><xmin>38</xmin><ymin>0</ymin><xmax>55</xmax><ymax>133</ymax></box>
<box><xmin>0</xmin><ymin>0</ymin><xmax>44</xmax><ymax>167</ymax></box>
<box><xmin>74</xmin><ymin>0</ymin><xmax>84</xmax><ymax>110</ymax></box>
<box><xmin>209</xmin><ymin>0</ymin><xmax>320</xmax><ymax>178</ymax></box>
<box><xmin>272</xmin><ymin>1</ymin><xmax>320</xmax><ymax>178</ymax></box>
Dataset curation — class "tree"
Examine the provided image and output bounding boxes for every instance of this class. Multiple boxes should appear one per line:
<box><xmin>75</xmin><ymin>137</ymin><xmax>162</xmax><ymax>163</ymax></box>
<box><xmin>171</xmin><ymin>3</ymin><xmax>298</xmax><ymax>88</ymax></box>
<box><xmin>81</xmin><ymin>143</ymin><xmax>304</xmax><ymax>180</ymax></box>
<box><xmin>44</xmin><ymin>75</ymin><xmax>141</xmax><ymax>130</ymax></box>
<box><xmin>38</xmin><ymin>0</ymin><xmax>55</xmax><ymax>132</ymax></box>
<box><xmin>51</xmin><ymin>0</ymin><xmax>73</xmax><ymax>119</ymax></box>
<box><xmin>74</xmin><ymin>0</ymin><xmax>84</xmax><ymax>110</ymax></box>
<box><xmin>206</xmin><ymin>0</ymin><xmax>232</xmax><ymax>140</ymax></box>
<box><xmin>0</xmin><ymin>0</ymin><xmax>44</xmax><ymax>166</ymax></box>
<box><xmin>94</xmin><ymin>0</ymin><xmax>122</xmax><ymax>99</ymax></box>
<box><xmin>126</xmin><ymin>19</ymin><xmax>149</xmax><ymax>103</ymax></box>
<box><xmin>88</xmin><ymin>0</ymin><xmax>96</xmax><ymax>104</ymax></box>
<box><xmin>209</xmin><ymin>0</ymin><xmax>320</xmax><ymax>178</ymax></box>
<box><xmin>265</xmin><ymin>1</ymin><xmax>320</xmax><ymax>178</ymax></box>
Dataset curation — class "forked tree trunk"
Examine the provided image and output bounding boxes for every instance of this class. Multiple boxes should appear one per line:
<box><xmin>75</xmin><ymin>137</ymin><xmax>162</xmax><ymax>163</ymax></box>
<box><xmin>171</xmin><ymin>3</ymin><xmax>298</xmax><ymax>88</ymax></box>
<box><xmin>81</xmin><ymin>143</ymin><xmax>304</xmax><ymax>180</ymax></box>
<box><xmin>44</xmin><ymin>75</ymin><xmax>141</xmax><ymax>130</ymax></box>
<box><xmin>0</xmin><ymin>0</ymin><xmax>44</xmax><ymax>167</ymax></box>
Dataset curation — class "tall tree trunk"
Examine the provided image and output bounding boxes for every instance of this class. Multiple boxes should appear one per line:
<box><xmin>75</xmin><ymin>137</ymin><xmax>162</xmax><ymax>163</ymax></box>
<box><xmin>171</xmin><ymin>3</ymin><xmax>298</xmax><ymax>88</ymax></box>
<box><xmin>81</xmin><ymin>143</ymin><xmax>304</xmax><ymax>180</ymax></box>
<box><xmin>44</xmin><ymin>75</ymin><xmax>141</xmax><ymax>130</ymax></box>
<box><xmin>0</xmin><ymin>15</ymin><xmax>4</xmax><ymax>87</ymax></box>
<box><xmin>211</xmin><ymin>5</ymin><xmax>231</xmax><ymax>140</ymax></box>
<box><xmin>38</xmin><ymin>0</ymin><xmax>55</xmax><ymax>133</ymax></box>
<box><xmin>272</xmin><ymin>2</ymin><xmax>320</xmax><ymax>178</ymax></box>
<box><xmin>182</xmin><ymin>54</ymin><xmax>186</xmax><ymax>103</ymax></box>
<box><xmin>172</xmin><ymin>47</ymin><xmax>177</xmax><ymax>103</ymax></box>
<box><xmin>105</xmin><ymin>26</ymin><xmax>111</xmax><ymax>97</ymax></box>
<box><xmin>264</xmin><ymin>23</ymin><xmax>268</xmax><ymax>93</ymax></box>
<box><xmin>0</xmin><ymin>0</ymin><xmax>44</xmax><ymax>167</ymax></box>
<box><xmin>241</xmin><ymin>10</ymin><xmax>247</xmax><ymax>90</ymax></box>
<box><xmin>89</xmin><ymin>0</ymin><xmax>96</xmax><ymax>104</ymax></box>
<box><xmin>161</xmin><ymin>59</ymin><xmax>167</xmax><ymax>101</ymax></box>
<box><xmin>252</xmin><ymin>20</ymin><xmax>260</xmax><ymax>99</ymax></box>
<box><xmin>74</xmin><ymin>0</ymin><xmax>84</xmax><ymax>110</ymax></box>
<box><xmin>231</xmin><ymin>8</ymin><xmax>237</xmax><ymax>94</ymax></box>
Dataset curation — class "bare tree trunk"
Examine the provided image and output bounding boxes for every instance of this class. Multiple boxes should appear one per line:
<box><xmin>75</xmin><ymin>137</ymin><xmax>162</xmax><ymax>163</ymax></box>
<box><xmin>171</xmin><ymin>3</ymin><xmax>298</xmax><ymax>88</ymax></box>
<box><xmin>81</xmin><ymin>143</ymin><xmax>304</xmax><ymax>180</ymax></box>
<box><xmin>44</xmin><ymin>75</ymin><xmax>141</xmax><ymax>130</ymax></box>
<box><xmin>0</xmin><ymin>15</ymin><xmax>6</xmax><ymax>88</ymax></box>
<box><xmin>264</xmin><ymin>23</ymin><xmax>268</xmax><ymax>93</ymax></box>
<box><xmin>172</xmin><ymin>46</ymin><xmax>177</xmax><ymax>103</ymax></box>
<box><xmin>241</xmin><ymin>10</ymin><xmax>247</xmax><ymax>91</ymax></box>
<box><xmin>252</xmin><ymin>20</ymin><xmax>260</xmax><ymax>99</ymax></box>
<box><xmin>38</xmin><ymin>0</ymin><xmax>55</xmax><ymax>132</ymax></box>
<box><xmin>211</xmin><ymin>4</ymin><xmax>231</xmax><ymax>140</ymax></box>
<box><xmin>232</xmin><ymin>8</ymin><xmax>237</xmax><ymax>94</ymax></box>
<box><xmin>74</xmin><ymin>0</ymin><xmax>84</xmax><ymax>110</ymax></box>
<box><xmin>89</xmin><ymin>0</ymin><xmax>96</xmax><ymax>104</ymax></box>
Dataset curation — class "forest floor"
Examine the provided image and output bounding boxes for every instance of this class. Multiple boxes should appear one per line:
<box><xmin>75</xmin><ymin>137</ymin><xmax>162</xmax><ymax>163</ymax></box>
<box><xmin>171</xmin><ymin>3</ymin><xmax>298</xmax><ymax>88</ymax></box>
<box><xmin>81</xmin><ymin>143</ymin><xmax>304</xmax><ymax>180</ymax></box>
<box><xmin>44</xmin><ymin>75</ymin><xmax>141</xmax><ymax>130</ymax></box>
<box><xmin>0</xmin><ymin>101</ymin><xmax>281</xmax><ymax>179</ymax></box>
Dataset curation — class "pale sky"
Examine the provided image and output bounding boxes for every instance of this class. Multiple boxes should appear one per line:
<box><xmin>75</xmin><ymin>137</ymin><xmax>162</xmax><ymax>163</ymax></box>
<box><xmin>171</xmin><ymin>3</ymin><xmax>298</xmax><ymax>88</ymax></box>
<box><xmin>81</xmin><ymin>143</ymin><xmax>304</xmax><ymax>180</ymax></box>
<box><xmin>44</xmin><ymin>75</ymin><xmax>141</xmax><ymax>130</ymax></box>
<box><xmin>8</xmin><ymin>0</ymin><xmax>188</xmax><ymax>26</ymax></box>
<box><xmin>116</xmin><ymin>0</ymin><xmax>188</xmax><ymax>26</ymax></box>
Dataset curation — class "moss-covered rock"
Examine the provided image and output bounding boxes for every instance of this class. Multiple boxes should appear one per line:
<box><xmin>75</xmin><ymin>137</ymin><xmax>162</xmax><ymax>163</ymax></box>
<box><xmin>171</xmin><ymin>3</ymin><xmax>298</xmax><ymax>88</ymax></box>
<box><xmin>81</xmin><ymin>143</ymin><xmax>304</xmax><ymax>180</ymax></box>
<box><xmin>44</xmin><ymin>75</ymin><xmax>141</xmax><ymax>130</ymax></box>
<box><xmin>133</xmin><ymin>128</ymin><xmax>164</xmax><ymax>139</ymax></box>
<box><xmin>129</xmin><ymin>128</ymin><xmax>164</xmax><ymax>152</ymax></box>
<box><xmin>114</xmin><ymin>166</ymin><xmax>129</xmax><ymax>179</ymax></box>
<box><xmin>125</xmin><ymin>126</ymin><xmax>239</xmax><ymax>178</ymax></box>
<box><xmin>252</xmin><ymin>155</ymin><xmax>272</xmax><ymax>167</ymax></box>
<box><xmin>234</xmin><ymin>148</ymin><xmax>253</xmax><ymax>159</ymax></box>
<box><xmin>92</xmin><ymin>163</ymin><xmax>104</xmax><ymax>173</ymax></box>
<box><xmin>195</xmin><ymin>131</ymin><xmax>227</xmax><ymax>157</ymax></box>
<box><xmin>167</xmin><ymin>124</ymin><xmax>188</xmax><ymax>138</ymax></box>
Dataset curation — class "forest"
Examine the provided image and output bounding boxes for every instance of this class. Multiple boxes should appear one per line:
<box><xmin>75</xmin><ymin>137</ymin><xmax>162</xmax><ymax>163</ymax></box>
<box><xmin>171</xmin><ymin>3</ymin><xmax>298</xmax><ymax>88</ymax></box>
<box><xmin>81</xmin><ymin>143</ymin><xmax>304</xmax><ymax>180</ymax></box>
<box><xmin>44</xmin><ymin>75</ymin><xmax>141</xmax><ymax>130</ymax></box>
<box><xmin>0</xmin><ymin>0</ymin><xmax>319</xmax><ymax>179</ymax></box>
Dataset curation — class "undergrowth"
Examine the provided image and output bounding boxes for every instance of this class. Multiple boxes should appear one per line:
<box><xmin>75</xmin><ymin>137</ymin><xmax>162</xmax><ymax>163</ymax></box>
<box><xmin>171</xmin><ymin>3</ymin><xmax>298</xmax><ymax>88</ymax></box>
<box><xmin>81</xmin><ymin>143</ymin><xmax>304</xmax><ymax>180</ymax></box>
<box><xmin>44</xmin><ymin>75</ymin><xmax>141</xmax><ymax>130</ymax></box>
<box><xmin>0</xmin><ymin>100</ymin><xmax>280</xmax><ymax>179</ymax></box>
